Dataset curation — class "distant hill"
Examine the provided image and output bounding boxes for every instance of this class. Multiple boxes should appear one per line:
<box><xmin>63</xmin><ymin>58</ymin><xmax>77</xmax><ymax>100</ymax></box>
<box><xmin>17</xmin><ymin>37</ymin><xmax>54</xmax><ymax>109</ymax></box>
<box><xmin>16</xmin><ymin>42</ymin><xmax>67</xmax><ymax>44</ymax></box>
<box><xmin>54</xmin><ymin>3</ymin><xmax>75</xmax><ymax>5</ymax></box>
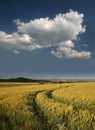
<box><xmin>0</xmin><ymin>77</ymin><xmax>46</xmax><ymax>82</ymax></box>
<box><xmin>0</xmin><ymin>77</ymin><xmax>94</xmax><ymax>83</ymax></box>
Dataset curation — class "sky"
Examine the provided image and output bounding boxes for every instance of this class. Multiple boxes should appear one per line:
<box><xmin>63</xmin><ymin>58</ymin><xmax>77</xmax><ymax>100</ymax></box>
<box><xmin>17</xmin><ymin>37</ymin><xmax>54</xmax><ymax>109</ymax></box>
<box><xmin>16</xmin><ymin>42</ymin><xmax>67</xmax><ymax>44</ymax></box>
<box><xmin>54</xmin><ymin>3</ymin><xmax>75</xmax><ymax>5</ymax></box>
<box><xmin>0</xmin><ymin>0</ymin><xmax>95</xmax><ymax>79</ymax></box>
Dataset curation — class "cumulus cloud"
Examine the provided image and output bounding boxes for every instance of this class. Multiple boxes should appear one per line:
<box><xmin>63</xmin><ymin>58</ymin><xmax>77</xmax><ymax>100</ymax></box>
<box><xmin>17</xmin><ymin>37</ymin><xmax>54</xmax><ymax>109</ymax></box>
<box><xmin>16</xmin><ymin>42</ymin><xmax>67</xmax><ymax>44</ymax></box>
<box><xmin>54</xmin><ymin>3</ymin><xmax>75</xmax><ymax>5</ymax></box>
<box><xmin>0</xmin><ymin>31</ymin><xmax>41</xmax><ymax>50</ymax></box>
<box><xmin>14</xmin><ymin>9</ymin><xmax>85</xmax><ymax>46</ymax></box>
<box><xmin>0</xmin><ymin>9</ymin><xmax>91</xmax><ymax>58</ymax></box>
<box><xmin>51</xmin><ymin>41</ymin><xmax>91</xmax><ymax>59</ymax></box>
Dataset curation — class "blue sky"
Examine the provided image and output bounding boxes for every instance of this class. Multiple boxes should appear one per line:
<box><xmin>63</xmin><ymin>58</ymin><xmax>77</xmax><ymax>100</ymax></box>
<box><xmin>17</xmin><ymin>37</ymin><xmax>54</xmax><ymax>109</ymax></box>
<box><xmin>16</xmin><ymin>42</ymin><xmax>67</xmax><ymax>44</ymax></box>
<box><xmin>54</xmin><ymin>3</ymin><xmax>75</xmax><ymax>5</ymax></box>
<box><xmin>0</xmin><ymin>0</ymin><xmax>95</xmax><ymax>79</ymax></box>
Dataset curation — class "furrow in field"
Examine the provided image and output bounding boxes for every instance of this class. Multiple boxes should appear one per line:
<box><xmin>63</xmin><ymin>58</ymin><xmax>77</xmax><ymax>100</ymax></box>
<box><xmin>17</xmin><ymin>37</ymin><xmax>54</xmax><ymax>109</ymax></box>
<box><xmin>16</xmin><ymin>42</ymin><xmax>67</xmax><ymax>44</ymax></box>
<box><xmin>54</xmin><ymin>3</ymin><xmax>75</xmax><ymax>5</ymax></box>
<box><xmin>28</xmin><ymin>91</ymin><xmax>50</xmax><ymax>130</ymax></box>
<box><xmin>36</xmin><ymin>90</ymin><xmax>73</xmax><ymax>129</ymax></box>
<box><xmin>0</xmin><ymin>91</ymin><xmax>49</xmax><ymax>130</ymax></box>
<box><xmin>36</xmin><ymin>90</ymin><xmax>95</xmax><ymax>130</ymax></box>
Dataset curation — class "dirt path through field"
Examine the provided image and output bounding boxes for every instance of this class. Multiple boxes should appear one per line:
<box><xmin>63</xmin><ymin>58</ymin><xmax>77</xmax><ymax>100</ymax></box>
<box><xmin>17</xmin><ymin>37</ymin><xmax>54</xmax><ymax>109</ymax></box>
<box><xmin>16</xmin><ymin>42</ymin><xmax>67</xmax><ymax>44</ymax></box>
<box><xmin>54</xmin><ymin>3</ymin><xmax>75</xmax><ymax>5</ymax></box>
<box><xmin>28</xmin><ymin>91</ymin><xmax>50</xmax><ymax>130</ymax></box>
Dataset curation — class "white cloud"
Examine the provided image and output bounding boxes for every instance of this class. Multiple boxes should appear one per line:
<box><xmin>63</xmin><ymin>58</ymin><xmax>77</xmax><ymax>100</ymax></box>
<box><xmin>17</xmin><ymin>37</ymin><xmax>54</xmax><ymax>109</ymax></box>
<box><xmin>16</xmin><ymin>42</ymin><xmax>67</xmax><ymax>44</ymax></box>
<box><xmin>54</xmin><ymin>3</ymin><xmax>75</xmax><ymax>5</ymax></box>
<box><xmin>0</xmin><ymin>31</ymin><xmax>41</xmax><ymax>51</ymax></box>
<box><xmin>51</xmin><ymin>41</ymin><xmax>91</xmax><ymax>59</ymax></box>
<box><xmin>13</xmin><ymin>50</ymin><xmax>20</xmax><ymax>54</ymax></box>
<box><xmin>0</xmin><ymin>10</ymin><xmax>91</xmax><ymax>58</ymax></box>
<box><xmin>51</xmin><ymin>50</ymin><xmax>63</xmax><ymax>58</ymax></box>
<box><xmin>14</xmin><ymin>9</ymin><xmax>85</xmax><ymax>47</ymax></box>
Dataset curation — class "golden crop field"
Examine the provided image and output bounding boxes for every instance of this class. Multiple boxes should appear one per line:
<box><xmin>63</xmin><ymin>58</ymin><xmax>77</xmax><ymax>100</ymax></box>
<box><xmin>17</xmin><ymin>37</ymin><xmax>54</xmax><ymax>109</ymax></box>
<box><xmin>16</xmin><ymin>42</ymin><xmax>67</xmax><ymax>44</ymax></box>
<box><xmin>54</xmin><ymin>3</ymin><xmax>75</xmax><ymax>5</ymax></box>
<box><xmin>0</xmin><ymin>82</ymin><xmax>95</xmax><ymax>130</ymax></box>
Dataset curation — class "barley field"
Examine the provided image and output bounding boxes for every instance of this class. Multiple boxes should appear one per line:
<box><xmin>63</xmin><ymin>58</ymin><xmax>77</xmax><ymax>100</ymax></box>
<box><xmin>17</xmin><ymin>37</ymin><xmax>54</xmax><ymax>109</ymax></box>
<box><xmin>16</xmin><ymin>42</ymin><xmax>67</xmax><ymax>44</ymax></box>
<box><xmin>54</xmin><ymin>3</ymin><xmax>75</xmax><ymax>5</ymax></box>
<box><xmin>0</xmin><ymin>82</ymin><xmax>95</xmax><ymax>130</ymax></box>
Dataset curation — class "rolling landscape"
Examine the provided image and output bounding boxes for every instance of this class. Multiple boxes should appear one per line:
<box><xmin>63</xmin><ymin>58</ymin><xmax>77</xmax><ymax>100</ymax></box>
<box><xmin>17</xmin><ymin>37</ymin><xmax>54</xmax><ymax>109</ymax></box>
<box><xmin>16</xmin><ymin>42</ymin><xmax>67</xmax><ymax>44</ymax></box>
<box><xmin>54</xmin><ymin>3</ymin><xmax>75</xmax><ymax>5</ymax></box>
<box><xmin>0</xmin><ymin>0</ymin><xmax>95</xmax><ymax>129</ymax></box>
<box><xmin>0</xmin><ymin>80</ymin><xmax>95</xmax><ymax>130</ymax></box>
